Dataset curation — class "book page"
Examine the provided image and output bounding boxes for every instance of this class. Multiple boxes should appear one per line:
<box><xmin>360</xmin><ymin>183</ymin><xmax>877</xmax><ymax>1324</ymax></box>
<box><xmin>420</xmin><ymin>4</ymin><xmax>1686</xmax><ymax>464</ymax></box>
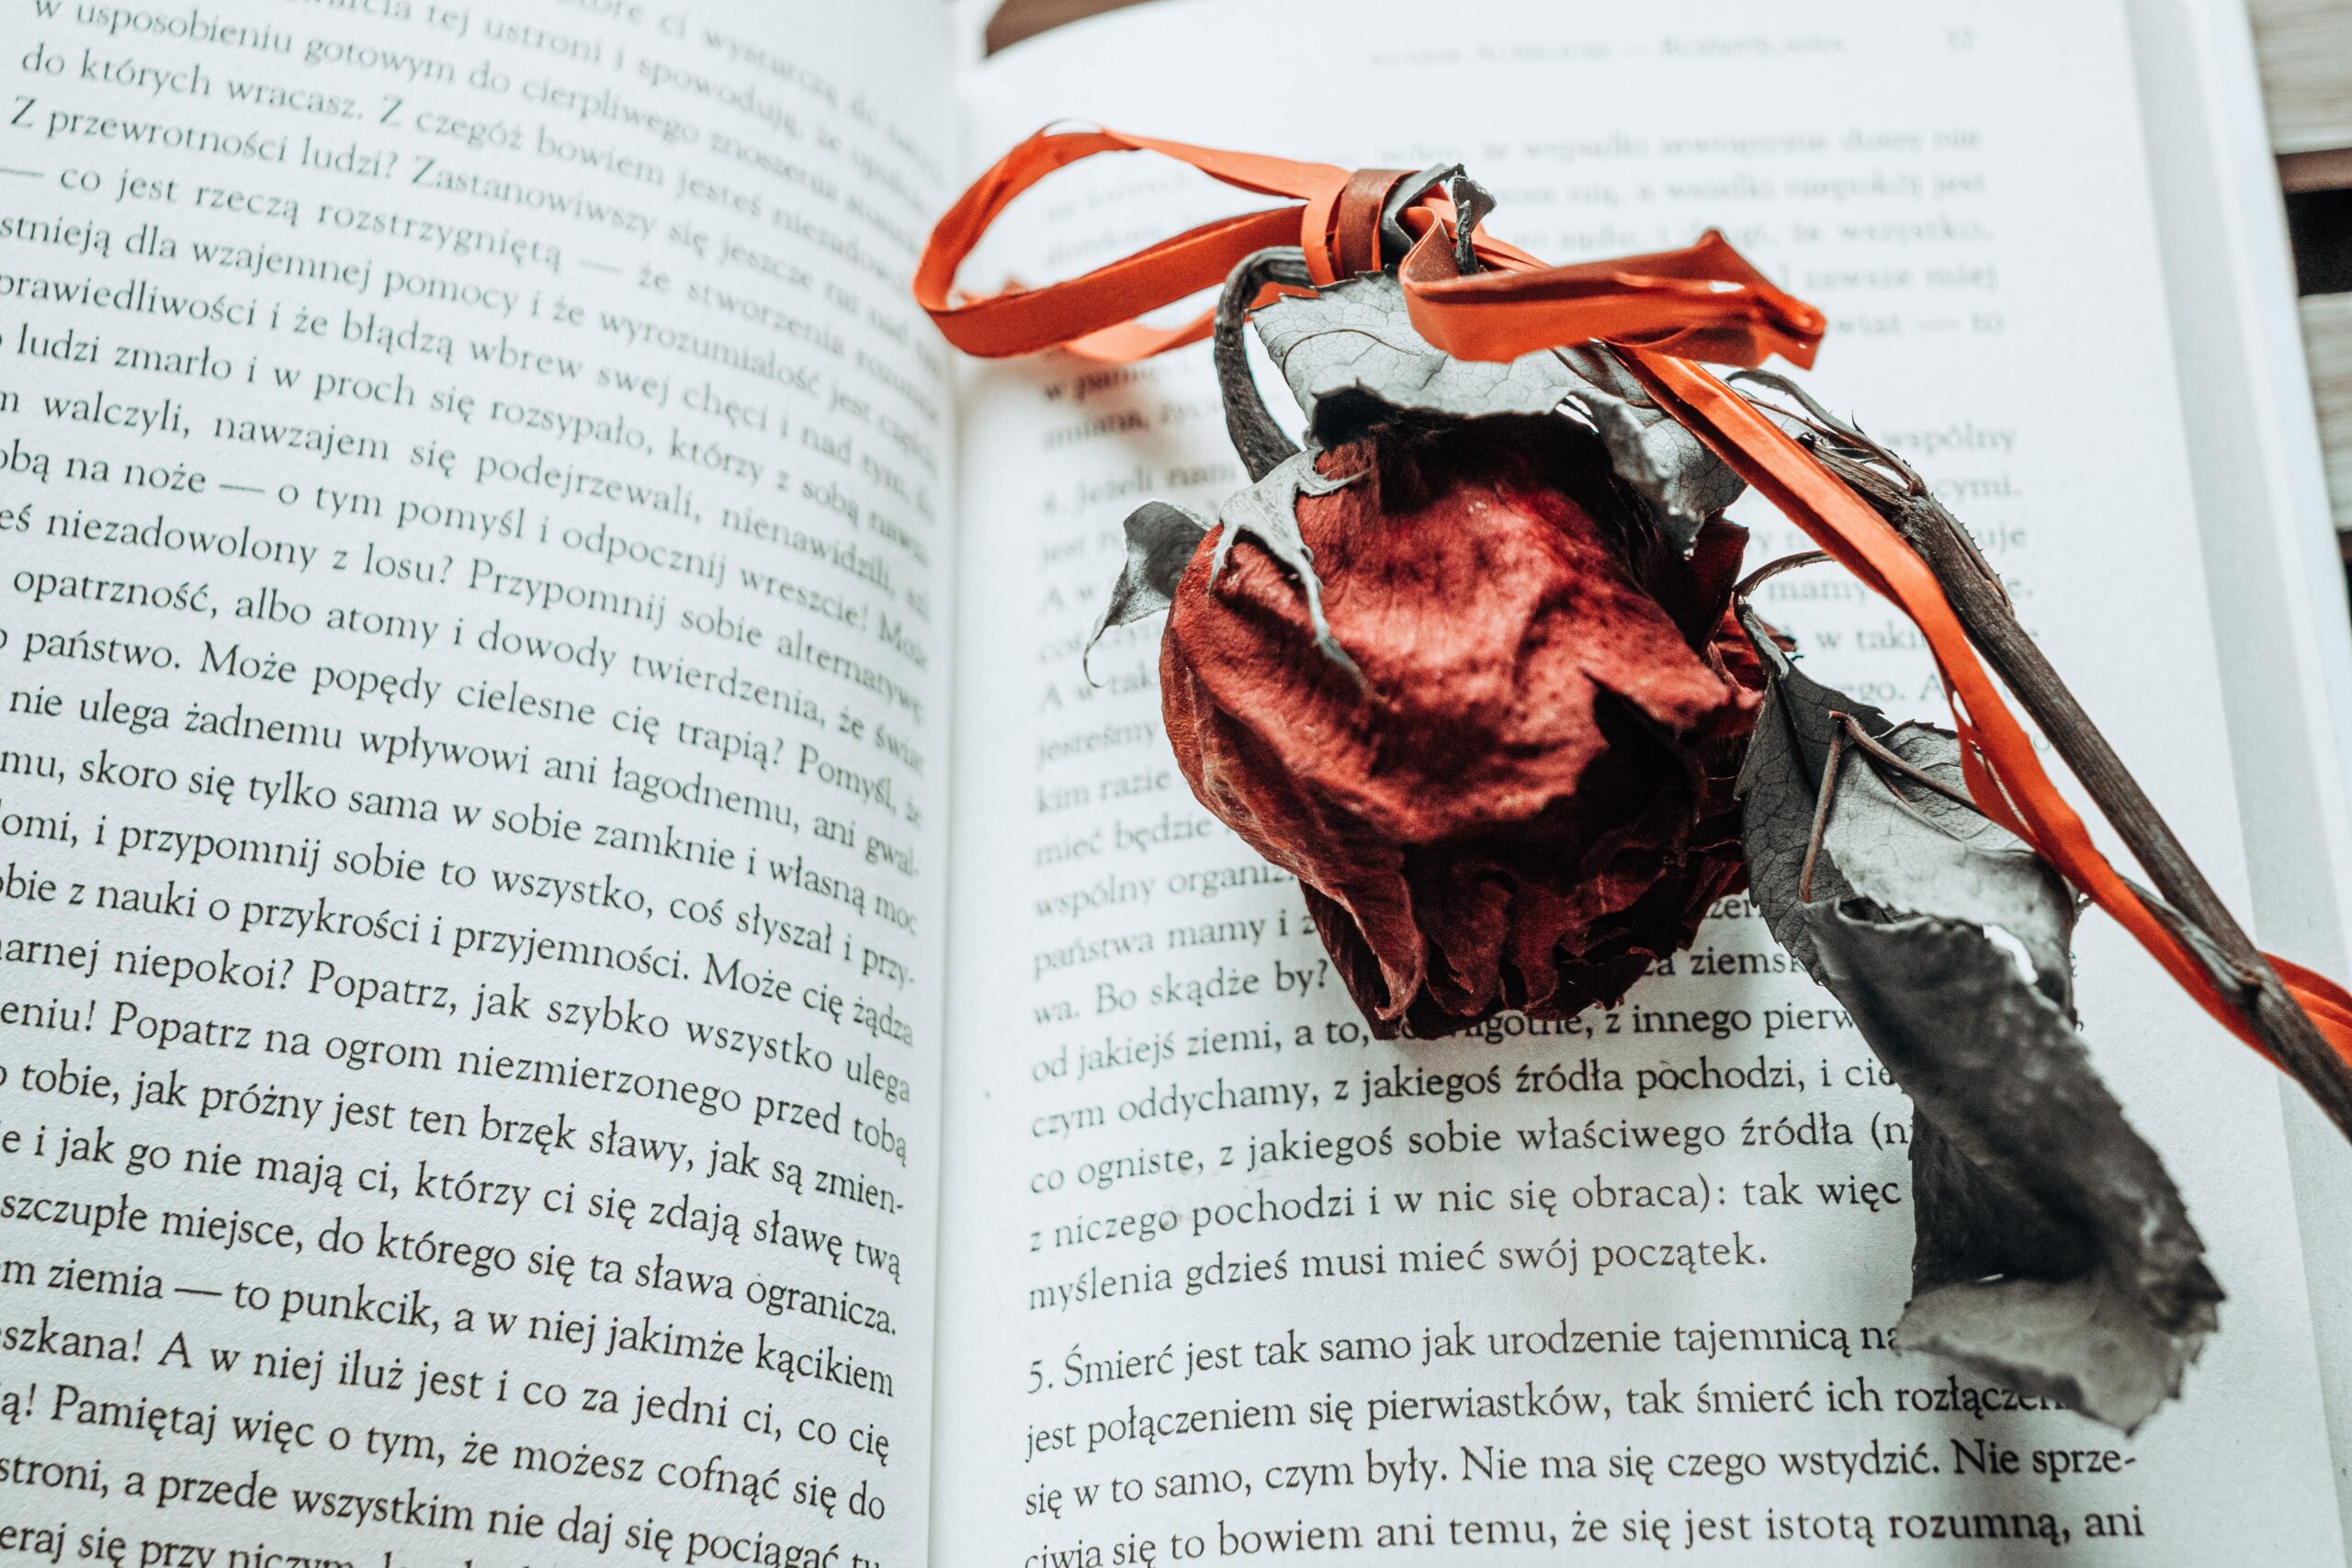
<box><xmin>933</xmin><ymin>2</ymin><xmax>2346</xmax><ymax>1562</ymax></box>
<box><xmin>0</xmin><ymin>0</ymin><xmax>954</xmax><ymax>1563</ymax></box>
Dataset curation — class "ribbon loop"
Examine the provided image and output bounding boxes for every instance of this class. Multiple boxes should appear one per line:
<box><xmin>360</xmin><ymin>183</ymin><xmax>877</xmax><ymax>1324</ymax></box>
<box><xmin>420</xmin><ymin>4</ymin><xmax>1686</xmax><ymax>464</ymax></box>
<box><xmin>915</xmin><ymin>124</ymin><xmax>1824</xmax><ymax>369</ymax></box>
<box><xmin>915</xmin><ymin>125</ymin><xmax>1348</xmax><ymax>361</ymax></box>
<box><xmin>1396</xmin><ymin>223</ymin><xmax>1826</xmax><ymax>371</ymax></box>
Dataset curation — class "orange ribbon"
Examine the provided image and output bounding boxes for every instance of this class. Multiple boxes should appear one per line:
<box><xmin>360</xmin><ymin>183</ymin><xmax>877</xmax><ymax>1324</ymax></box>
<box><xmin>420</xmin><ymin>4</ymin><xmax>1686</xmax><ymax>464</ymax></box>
<box><xmin>915</xmin><ymin>124</ymin><xmax>2352</xmax><ymax>1081</ymax></box>
<box><xmin>915</xmin><ymin>126</ymin><xmax>1821</xmax><ymax>367</ymax></box>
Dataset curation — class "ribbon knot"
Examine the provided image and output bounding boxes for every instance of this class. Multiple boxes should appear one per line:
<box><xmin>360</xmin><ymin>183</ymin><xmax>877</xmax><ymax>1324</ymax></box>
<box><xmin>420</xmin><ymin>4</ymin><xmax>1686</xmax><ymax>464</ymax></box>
<box><xmin>1305</xmin><ymin>164</ymin><xmax>1407</xmax><ymax>284</ymax></box>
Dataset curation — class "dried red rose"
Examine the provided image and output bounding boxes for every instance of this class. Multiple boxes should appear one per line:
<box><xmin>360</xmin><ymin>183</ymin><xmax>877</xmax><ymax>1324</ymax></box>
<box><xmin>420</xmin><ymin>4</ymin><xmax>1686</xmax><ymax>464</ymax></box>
<box><xmin>1159</xmin><ymin>415</ymin><xmax>1759</xmax><ymax>1038</ymax></box>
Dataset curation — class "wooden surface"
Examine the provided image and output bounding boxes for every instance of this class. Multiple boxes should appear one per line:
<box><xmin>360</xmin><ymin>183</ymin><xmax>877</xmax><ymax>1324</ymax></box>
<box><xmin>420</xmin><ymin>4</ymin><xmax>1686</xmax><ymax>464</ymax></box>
<box><xmin>983</xmin><ymin>0</ymin><xmax>1145</xmax><ymax>52</ymax></box>
<box><xmin>2250</xmin><ymin>0</ymin><xmax>2352</xmax><ymax>164</ymax></box>
<box><xmin>2250</xmin><ymin>0</ymin><xmax>2352</xmax><ymax>530</ymax></box>
<box><xmin>2309</xmin><ymin>295</ymin><xmax>2352</xmax><ymax>534</ymax></box>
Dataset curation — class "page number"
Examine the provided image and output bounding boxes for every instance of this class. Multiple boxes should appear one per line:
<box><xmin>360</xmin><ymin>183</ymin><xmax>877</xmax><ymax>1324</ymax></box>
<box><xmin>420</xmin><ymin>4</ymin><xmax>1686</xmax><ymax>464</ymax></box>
<box><xmin>1946</xmin><ymin>27</ymin><xmax>1976</xmax><ymax>51</ymax></box>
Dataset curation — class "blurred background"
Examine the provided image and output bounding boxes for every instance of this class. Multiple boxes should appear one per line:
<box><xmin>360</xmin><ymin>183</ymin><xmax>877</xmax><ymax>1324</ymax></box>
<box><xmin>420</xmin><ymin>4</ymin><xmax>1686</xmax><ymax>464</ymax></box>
<box><xmin>2260</xmin><ymin>0</ymin><xmax>2352</xmax><ymax>563</ymax></box>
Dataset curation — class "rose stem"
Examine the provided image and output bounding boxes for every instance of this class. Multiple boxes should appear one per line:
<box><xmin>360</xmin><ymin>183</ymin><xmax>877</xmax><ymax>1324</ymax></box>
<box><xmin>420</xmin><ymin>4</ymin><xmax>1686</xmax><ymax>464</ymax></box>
<box><xmin>1214</xmin><ymin>247</ymin><xmax>1311</xmax><ymax>482</ymax></box>
<box><xmin>1818</xmin><ymin>448</ymin><xmax>2352</xmax><ymax>1141</ymax></box>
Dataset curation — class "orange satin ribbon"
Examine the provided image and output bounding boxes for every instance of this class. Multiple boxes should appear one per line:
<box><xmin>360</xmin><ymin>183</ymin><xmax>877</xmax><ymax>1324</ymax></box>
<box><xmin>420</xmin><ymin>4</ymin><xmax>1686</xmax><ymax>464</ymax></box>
<box><xmin>915</xmin><ymin>125</ymin><xmax>2352</xmax><ymax>1079</ymax></box>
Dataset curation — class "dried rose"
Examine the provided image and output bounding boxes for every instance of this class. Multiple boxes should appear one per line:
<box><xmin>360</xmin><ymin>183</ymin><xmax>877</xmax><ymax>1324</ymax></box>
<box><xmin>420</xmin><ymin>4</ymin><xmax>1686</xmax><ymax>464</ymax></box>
<box><xmin>1157</xmin><ymin>412</ymin><xmax>1760</xmax><ymax>1038</ymax></box>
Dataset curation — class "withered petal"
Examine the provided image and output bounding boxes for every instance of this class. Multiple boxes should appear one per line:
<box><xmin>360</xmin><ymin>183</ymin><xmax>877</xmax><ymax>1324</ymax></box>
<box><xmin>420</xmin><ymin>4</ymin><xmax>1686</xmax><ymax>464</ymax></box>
<box><xmin>1162</xmin><ymin>417</ymin><xmax>1757</xmax><ymax>1037</ymax></box>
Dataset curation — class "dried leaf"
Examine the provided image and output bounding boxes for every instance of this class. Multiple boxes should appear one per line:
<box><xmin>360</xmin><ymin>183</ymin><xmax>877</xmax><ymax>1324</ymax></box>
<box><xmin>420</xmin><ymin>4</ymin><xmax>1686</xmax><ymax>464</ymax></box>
<box><xmin>1805</xmin><ymin>906</ymin><xmax>2218</xmax><ymax>1430</ymax></box>
<box><xmin>1736</xmin><ymin>613</ymin><xmax>2219</xmax><ymax>1431</ymax></box>
<box><xmin>1824</xmin><ymin>722</ymin><xmax>2075</xmax><ymax>996</ymax></box>
<box><xmin>1085</xmin><ymin>501</ymin><xmax>1209</xmax><ymax>675</ymax></box>
<box><xmin>1576</xmin><ymin>389</ymin><xmax>1749</xmax><ymax>552</ymax></box>
<box><xmin>1254</xmin><ymin>273</ymin><xmax>1584</xmax><ymax>427</ymax></box>
<box><xmin>1251</xmin><ymin>274</ymin><xmax>1743</xmax><ymax>547</ymax></box>
<box><xmin>1206</xmin><ymin>450</ymin><xmax>1366</xmax><ymax>685</ymax></box>
<box><xmin>1731</xmin><ymin>636</ymin><xmax>1886</xmax><ymax>974</ymax></box>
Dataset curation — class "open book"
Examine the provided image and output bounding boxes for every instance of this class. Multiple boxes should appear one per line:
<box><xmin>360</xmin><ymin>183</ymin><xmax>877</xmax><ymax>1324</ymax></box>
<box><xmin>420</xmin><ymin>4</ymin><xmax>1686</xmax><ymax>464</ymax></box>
<box><xmin>6</xmin><ymin>0</ymin><xmax>2352</xmax><ymax>1560</ymax></box>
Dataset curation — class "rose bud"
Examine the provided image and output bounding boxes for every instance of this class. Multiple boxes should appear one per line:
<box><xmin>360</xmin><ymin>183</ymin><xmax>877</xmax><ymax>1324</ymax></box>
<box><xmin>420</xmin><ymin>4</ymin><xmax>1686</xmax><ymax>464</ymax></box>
<box><xmin>1094</xmin><ymin>264</ymin><xmax>1762</xmax><ymax>1038</ymax></box>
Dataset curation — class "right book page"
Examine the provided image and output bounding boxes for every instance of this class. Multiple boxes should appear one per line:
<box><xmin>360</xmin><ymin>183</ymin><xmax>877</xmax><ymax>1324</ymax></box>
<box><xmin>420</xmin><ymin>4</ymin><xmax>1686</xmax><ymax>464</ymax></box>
<box><xmin>934</xmin><ymin>2</ymin><xmax>2348</xmax><ymax>1561</ymax></box>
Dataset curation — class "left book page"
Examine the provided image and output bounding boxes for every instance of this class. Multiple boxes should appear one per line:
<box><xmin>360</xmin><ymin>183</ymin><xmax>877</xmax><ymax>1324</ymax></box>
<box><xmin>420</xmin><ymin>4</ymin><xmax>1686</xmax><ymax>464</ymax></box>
<box><xmin>0</xmin><ymin>2</ymin><xmax>955</xmax><ymax>1564</ymax></box>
